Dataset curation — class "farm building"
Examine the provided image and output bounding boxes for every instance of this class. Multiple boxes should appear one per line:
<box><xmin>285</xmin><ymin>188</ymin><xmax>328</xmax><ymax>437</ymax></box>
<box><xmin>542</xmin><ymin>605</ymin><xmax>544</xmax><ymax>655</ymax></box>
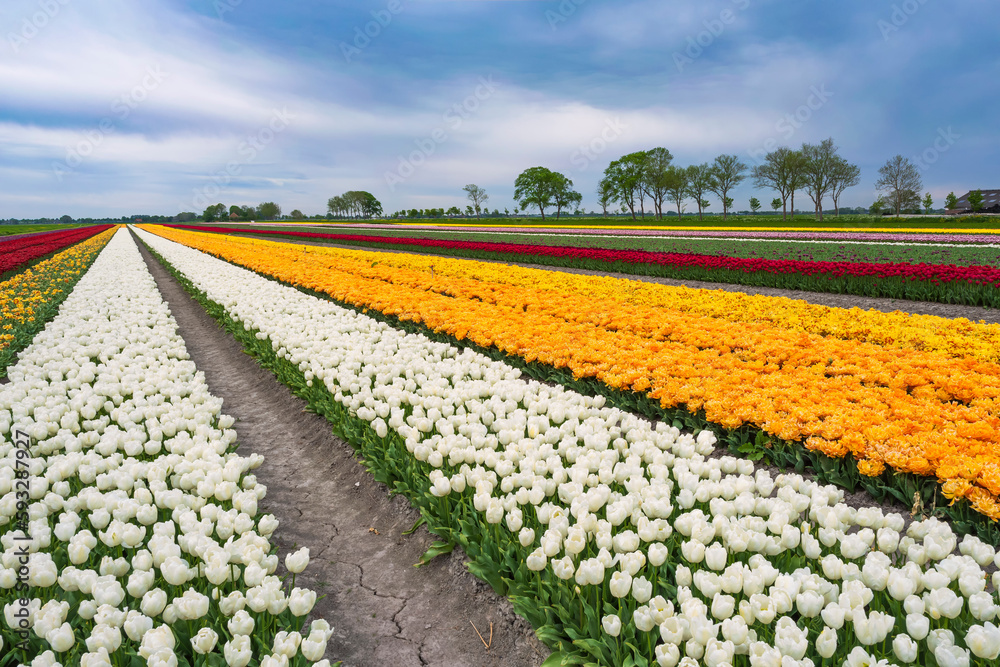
<box><xmin>947</xmin><ymin>189</ymin><xmax>1000</xmax><ymax>214</ymax></box>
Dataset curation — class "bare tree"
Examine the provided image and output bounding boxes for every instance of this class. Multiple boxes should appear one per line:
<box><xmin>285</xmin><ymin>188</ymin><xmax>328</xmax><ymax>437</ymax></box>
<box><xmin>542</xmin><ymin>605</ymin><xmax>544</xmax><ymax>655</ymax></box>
<box><xmin>787</xmin><ymin>150</ymin><xmax>807</xmax><ymax>220</ymax></box>
<box><xmin>462</xmin><ymin>184</ymin><xmax>489</xmax><ymax>220</ymax></box>
<box><xmin>800</xmin><ymin>138</ymin><xmax>841</xmax><ymax>221</ymax></box>
<box><xmin>875</xmin><ymin>155</ymin><xmax>923</xmax><ymax>217</ymax></box>
<box><xmin>708</xmin><ymin>154</ymin><xmax>748</xmax><ymax>220</ymax></box>
<box><xmin>685</xmin><ymin>163</ymin><xmax>716</xmax><ymax>221</ymax></box>
<box><xmin>663</xmin><ymin>166</ymin><xmax>689</xmax><ymax>218</ymax></box>
<box><xmin>751</xmin><ymin>148</ymin><xmax>803</xmax><ymax>221</ymax></box>
<box><xmin>829</xmin><ymin>158</ymin><xmax>861</xmax><ymax>217</ymax></box>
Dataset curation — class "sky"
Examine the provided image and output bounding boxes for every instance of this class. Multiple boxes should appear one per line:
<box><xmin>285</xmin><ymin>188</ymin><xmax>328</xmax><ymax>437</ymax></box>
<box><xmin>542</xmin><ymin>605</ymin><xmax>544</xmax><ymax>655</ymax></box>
<box><xmin>1</xmin><ymin>0</ymin><xmax>997</xmax><ymax>218</ymax></box>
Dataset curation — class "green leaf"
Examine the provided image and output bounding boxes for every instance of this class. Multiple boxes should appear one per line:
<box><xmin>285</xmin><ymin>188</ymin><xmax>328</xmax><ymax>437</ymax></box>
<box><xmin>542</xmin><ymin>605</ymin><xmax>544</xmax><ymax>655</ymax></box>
<box><xmin>402</xmin><ymin>516</ymin><xmax>426</xmax><ymax>536</ymax></box>
<box><xmin>540</xmin><ymin>651</ymin><xmax>568</xmax><ymax>667</ymax></box>
<box><xmin>467</xmin><ymin>560</ymin><xmax>508</xmax><ymax>596</ymax></box>
<box><xmin>414</xmin><ymin>540</ymin><xmax>455</xmax><ymax>567</ymax></box>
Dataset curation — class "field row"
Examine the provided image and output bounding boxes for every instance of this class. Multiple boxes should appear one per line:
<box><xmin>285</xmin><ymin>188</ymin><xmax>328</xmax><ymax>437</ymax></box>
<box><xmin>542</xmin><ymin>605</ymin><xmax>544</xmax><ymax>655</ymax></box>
<box><xmin>135</xmin><ymin>225</ymin><xmax>1000</xmax><ymax>667</ymax></box>
<box><xmin>169</xmin><ymin>224</ymin><xmax>1000</xmax><ymax>308</ymax></box>
<box><xmin>208</xmin><ymin>223</ymin><xmax>1000</xmax><ymax>265</ymax></box>
<box><xmin>1</xmin><ymin>230</ymin><xmax>332</xmax><ymax>666</ymax></box>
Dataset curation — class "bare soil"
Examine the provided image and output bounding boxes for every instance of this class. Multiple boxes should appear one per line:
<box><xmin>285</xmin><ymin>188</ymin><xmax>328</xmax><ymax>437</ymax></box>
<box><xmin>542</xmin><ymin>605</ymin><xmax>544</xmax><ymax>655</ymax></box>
<box><xmin>230</xmin><ymin>234</ymin><xmax>1000</xmax><ymax>324</ymax></box>
<box><xmin>134</xmin><ymin>236</ymin><xmax>548</xmax><ymax>667</ymax></box>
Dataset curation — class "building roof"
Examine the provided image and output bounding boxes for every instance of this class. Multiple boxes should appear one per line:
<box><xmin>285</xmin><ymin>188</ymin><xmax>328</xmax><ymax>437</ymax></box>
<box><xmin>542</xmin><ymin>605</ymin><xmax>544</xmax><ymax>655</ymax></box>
<box><xmin>953</xmin><ymin>189</ymin><xmax>1000</xmax><ymax>209</ymax></box>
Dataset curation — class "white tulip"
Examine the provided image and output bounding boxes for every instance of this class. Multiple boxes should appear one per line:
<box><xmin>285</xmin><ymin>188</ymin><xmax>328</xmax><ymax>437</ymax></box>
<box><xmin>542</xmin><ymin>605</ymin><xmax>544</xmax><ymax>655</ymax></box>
<box><xmin>228</xmin><ymin>610</ymin><xmax>255</xmax><ymax>636</ymax></box>
<box><xmin>602</xmin><ymin>614</ymin><xmax>621</xmax><ymax>637</ymax></box>
<box><xmin>892</xmin><ymin>633</ymin><xmax>918</xmax><ymax>663</ymax></box>
<box><xmin>224</xmin><ymin>635</ymin><xmax>252</xmax><ymax>667</ymax></box>
<box><xmin>284</xmin><ymin>547</ymin><xmax>310</xmax><ymax>574</ymax></box>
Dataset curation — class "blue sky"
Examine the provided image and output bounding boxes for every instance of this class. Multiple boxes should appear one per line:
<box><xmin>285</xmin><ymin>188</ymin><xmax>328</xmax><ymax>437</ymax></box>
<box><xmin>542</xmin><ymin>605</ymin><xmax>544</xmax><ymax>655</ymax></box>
<box><xmin>1</xmin><ymin>0</ymin><xmax>997</xmax><ymax>218</ymax></box>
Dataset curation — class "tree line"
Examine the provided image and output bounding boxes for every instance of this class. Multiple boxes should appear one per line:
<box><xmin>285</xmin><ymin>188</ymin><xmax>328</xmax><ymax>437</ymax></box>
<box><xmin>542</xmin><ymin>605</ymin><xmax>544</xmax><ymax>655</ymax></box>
<box><xmin>499</xmin><ymin>140</ymin><xmax>861</xmax><ymax>222</ymax></box>
<box><xmin>190</xmin><ymin>147</ymin><xmax>977</xmax><ymax>224</ymax></box>
<box><xmin>327</xmin><ymin>191</ymin><xmax>382</xmax><ymax>219</ymax></box>
<box><xmin>203</xmin><ymin>202</ymin><xmax>282</xmax><ymax>222</ymax></box>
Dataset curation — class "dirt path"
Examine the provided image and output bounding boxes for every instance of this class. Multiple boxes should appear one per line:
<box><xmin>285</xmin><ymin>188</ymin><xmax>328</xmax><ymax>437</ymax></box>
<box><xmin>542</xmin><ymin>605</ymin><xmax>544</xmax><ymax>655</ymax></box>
<box><xmin>132</xmin><ymin>234</ymin><xmax>547</xmax><ymax>667</ymax></box>
<box><xmin>226</xmin><ymin>233</ymin><xmax>1000</xmax><ymax>325</ymax></box>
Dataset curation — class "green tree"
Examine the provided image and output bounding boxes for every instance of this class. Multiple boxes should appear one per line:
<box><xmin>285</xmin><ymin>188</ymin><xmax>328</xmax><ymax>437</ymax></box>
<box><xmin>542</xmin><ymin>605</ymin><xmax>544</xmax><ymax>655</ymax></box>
<box><xmin>602</xmin><ymin>153</ymin><xmax>645</xmax><ymax>219</ymax></box>
<box><xmin>551</xmin><ymin>172</ymin><xmax>582</xmax><ymax>220</ymax></box>
<box><xmin>446</xmin><ymin>206</ymin><xmax>462</xmax><ymax>216</ymax></box>
<box><xmin>361</xmin><ymin>193</ymin><xmax>383</xmax><ymax>218</ymax></box>
<box><xmin>663</xmin><ymin>165</ymin><xmax>689</xmax><ymax>218</ymax></box>
<box><xmin>642</xmin><ymin>147</ymin><xmax>674</xmax><ymax>219</ymax></box>
<box><xmin>202</xmin><ymin>203</ymin><xmax>226</xmax><ymax>222</ymax></box>
<box><xmin>462</xmin><ymin>184</ymin><xmax>489</xmax><ymax>220</ymax></box>
<box><xmin>749</xmin><ymin>197</ymin><xmax>761</xmax><ymax>214</ymax></box>
<box><xmin>828</xmin><ymin>158</ymin><xmax>861</xmax><ymax>218</ymax></box>
<box><xmin>328</xmin><ymin>196</ymin><xmax>344</xmax><ymax>218</ymax></box>
<box><xmin>514</xmin><ymin>166</ymin><xmax>561</xmax><ymax>220</ymax></box>
<box><xmin>771</xmin><ymin>198</ymin><xmax>782</xmax><ymax>212</ymax></box>
<box><xmin>685</xmin><ymin>164</ymin><xmax>716</xmax><ymax>221</ymax></box>
<box><xmin>290</xmin><ymin>209</ymin><xmax>304</xmax><ymax>219</ymax></box>
<box><xmin>875</xmin><ymin>155</ymin><xmax>923</xmax><ymax>217</ymax></box>
<box><xmin>922</xmin><ymin>193</ymin><xmax>933</xmax><ymax>214</ymax></box>
<box><xmin>59</xmin><ymin>214</ymin><xmax>73</xmax><ymax>224</ymax></box>
<box><xmin>870</xmin><ymin>197</ymin><xmax>886</xmax><ymax>216</ymax></box>
<box><xmin>944</xmin><ymin>192</ymin><xmax>959</xmax><ymax>210</ymax></box>
<box><xmin>257</xmin><ymin>202</ymin><xmax>281</xmax><ymax>220</ymax></box>
<box><xmin>229</xmin><ymin>205</ymin><xmax>245</xmax><ymax>220</ymax></box>
<box><xmin>329</xmin><ymin>191</ymin><xmax>382</xmax><ymax>219</ymax></box>
<box><xmin>708</xmin><ymin>154</ymin><xmax>748</xmax><ymax>220</ymax></box>
<box><xmin>969</xmin><ymin>189</ymin><xmax>984</xmax><ymax>212</ymax></box>
<box><xmin>597</xmin><ymin>177</ymin><xmax>615</xmax><ymax>217</ymax></box>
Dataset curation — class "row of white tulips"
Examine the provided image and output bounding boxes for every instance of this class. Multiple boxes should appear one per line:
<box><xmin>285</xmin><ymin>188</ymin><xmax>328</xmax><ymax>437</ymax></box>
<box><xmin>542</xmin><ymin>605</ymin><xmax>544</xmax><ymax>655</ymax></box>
<box><xmin>0</xmin><ymin>230</ymin><xmax>332</xmax><ymax>667</ymax></box>
<box><xmin>136</xmin><ymin>226</ymin><xmax>1000</xmax><ymax>667</ymax></box>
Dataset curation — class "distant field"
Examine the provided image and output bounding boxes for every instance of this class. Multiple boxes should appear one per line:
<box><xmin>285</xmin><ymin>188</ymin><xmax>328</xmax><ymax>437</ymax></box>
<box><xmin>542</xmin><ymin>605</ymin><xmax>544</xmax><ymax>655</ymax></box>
<box><xmin>229</xmin><ymin>214</ymin><xmax>1000</xmax><ymax>230</ymax></box>
<box><xmin>203</xmin><ymin>223</ymin><xmax>1000</xmax><ymax>267</ymax></box>
<box><xmin>0</xmin><ymin>223</ymin><xmax>89</xmax><ymax>236</ymax></box>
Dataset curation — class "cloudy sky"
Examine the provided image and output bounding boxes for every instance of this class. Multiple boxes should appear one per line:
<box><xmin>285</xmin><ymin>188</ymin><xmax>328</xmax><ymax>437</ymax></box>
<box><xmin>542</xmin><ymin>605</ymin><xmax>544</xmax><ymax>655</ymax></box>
<box><xmin>1</xmin><ymin>0</ymin><xmax>997</xmax><ymax>218</ymax></box>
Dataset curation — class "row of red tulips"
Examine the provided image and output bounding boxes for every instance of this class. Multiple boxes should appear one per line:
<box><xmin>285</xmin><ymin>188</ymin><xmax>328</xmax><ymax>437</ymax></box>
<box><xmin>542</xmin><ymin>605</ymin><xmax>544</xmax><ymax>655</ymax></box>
<box><xmin>0</xmin><ymin>225</ymin><xmax>115</xmax><ymax>275</ymax></box>
<box><xmin>170</xmin><ymin>224</ymin><xmax>1000</xmax><ymax>287</ymax></box>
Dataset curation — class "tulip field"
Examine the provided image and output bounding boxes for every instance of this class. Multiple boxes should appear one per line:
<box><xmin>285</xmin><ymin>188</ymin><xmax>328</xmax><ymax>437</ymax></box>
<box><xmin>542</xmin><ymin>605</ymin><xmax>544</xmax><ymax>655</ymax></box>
<box><xmin>167</xmin><ymin>224</ymin><xmax>1000</xmax><ymax>308</ymax></box>
<box><xmin>4</xmin><ymin>225</ymin><xmax>1000</xmax><ymax>667</ymax></box>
